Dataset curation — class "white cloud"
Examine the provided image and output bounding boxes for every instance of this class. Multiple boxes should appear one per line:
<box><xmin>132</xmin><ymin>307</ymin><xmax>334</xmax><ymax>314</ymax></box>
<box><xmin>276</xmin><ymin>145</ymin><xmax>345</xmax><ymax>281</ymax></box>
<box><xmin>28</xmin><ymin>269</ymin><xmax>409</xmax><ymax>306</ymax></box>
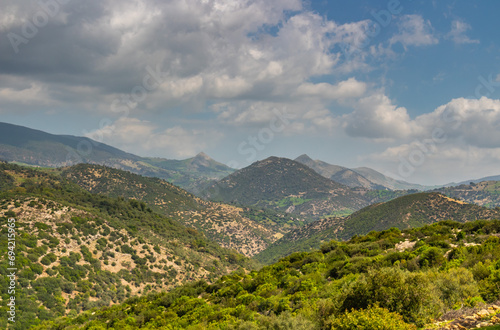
<box><xmin>85</xmin><ymin>117</ymin><xmax>223</xmax><ymax>158</ymax></box>
<box><xmin>343</xmin><ymin>93</ymin><xmax>415</xmax><ymax>140</ymax></box>
<box><xmin>359</xmin><ymin>97</ymin><xmax>500</xmax><ymax>184</ymax></box>
<box><xmin>390</xmin><ymin>15</ymin><xmax>438</xmax><ymax>49</ymax></box>
<box><xmin>446</xmin><ymin>20</ymin><xmax>479</xmax><ymax>45</ymax></box>
<box><xmin>295</xmin><ymin>78</ymin><xmax>367</xmax><ymax>100</ymax></box>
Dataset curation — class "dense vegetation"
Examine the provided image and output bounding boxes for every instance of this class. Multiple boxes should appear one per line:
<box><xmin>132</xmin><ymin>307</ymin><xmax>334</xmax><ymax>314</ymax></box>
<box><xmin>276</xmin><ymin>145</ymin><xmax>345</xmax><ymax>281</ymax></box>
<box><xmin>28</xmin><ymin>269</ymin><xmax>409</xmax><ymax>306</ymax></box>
<box><xmin>34</xmin><ymin>219</ymin><xmax>500</xmax><ymax>329</ymax></box>
<box><xmin>256</xmin><ymin>192</ymin><xmax>500</xmax><ymax>264</ymax></box>
<box><xmin>0</xmin><ymin>162</ymin><xmax>256</xmax><ymax>329</ymax></box>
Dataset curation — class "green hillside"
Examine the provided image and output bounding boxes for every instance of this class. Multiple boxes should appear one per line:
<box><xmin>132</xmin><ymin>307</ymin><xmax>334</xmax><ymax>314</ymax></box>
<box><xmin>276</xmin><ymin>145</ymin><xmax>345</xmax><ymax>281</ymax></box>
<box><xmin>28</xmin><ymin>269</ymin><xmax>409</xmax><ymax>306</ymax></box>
<box><xmin>0</xmin><ymin>162</ymin><xmax>256</xmax><ymax>329</ymax></box>
<box><xmin>60</xmin><ymin>164</ymin><xmax>304</xmax><ymax>256</ymax></box>
<box><xmin>34</xmin><ymin>219</ymin><xmax>500</xmax><ymax>329</ymax></box>
<box><xmin>256</xmin><ymin>192</ymin><xmax>500</xmax><ymax>264</ymax></box>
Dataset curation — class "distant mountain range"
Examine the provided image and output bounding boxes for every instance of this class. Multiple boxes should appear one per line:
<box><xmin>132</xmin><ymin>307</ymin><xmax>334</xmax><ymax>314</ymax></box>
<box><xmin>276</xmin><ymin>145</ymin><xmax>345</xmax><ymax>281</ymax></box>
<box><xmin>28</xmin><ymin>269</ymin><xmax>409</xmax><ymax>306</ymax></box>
<box><xmin>295</xmin><ymin>154</ymin><xmax>428</xmax><ymax>191</ymax></box>
<box><xmin>0</xmin><ymin>122</ymin><xmax>234</xmax><ymax>192</ymax></box>
<box><xmin>255</xmin><ymin>192</ymin><xmax>500</xmax><ymax>264</ymax></box>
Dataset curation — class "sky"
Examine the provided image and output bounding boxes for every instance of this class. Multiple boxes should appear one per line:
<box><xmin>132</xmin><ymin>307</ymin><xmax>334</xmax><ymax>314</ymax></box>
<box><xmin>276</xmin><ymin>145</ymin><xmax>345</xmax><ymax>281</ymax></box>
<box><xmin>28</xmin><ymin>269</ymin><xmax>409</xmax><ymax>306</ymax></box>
<box><xmin>1</xmin><ymin>0</ymin><xmax>500</xmax><ymax>185</ymax></box>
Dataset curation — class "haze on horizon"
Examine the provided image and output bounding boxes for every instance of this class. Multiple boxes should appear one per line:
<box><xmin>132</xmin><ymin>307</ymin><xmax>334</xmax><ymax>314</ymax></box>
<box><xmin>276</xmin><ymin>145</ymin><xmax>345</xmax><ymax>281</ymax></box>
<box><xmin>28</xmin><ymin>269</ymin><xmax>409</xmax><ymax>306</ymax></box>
<box><xmin>1</xmin><ymin>0</ymin><xmax>500</xmax><ymax>186</ymax></box>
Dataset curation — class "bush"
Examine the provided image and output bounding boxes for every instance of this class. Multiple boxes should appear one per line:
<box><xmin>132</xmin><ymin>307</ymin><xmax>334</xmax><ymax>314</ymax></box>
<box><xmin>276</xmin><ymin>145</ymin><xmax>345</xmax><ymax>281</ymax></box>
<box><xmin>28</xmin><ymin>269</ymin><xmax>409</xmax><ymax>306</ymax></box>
<box><xmin>328</xmin><ymin>306</ymin><xmax>416</xmax><ymax>330</ymax></box>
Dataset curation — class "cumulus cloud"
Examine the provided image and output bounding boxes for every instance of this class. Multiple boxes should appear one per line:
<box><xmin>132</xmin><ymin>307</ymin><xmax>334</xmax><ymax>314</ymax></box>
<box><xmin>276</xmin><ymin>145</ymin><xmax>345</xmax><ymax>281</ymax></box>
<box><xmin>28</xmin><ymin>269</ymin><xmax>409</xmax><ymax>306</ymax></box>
<box><xmin>343</xmin><ymin>93</ymin><xmax>415</xmax><ymax>140</ymax></box>
<box><xmin>358</xmin><ymin>97</ymin><xmax>500</xmax><ymax>184</ymax></box>
<box><xmin>446</xmin><ymin>20</ymin><xmax>479</xmax><ymax>45</ymax></box>
<box><xmin>390</xmin><ymin>15</ymin><xmax>438</xmax><ymax>49</ymax></box>
<box><xmin>0</xmin><ymin>0</ymin><xmax>386</xmax><ymax>122</ymax></box>
<box><xmin>85</xmin><ymin>117</ymin><xmax>223</xmax><ymax>158</ymax></box>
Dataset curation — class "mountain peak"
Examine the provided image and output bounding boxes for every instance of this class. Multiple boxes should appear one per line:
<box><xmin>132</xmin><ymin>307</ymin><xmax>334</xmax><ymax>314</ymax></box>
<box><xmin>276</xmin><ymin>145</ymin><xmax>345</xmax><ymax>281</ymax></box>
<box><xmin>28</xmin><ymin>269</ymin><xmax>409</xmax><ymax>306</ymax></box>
<box><xmin>295</xmin><ymin>154</ymin><xmax>314</xmax><ymax>163</ymax></box>
<box><xmin>195</xmin><ymin>151</ymin><xmax>211</xmax><ymax>160</ymax></box>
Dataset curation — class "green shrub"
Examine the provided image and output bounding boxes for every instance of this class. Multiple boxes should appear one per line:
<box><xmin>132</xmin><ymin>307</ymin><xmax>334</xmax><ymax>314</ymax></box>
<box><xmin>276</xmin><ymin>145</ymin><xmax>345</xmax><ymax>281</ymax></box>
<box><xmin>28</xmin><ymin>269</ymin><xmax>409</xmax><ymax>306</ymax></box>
<box><xmin>328</xmin><ymin>306</ymin><xmax>416</xmax><ymax>330</ymax></box>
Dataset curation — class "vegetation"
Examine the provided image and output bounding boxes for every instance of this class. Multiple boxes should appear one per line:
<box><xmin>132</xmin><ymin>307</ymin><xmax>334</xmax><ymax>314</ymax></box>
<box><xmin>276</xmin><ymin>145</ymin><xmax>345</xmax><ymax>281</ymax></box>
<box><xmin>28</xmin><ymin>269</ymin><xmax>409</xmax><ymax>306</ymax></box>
<box><xmin>436</xmin><ymin>181</ymin><xmax>500</xmax><ymax>208</ymax></box>
<box><xmin>0</xmin><ymin>162</ymin><xmax>256</xmax><ymax>329</ymax></box>
<box><xmin>34</xmin><ymin>219</ymin><xmax>500</xmax><ymax>329</ymax></box>
<box><xmin>256</xmin><ymin>192</ymin><xmax>500</xmax><ymax>264</ymax></box>
<box><xmin>60</xmin><ymin>164</ymin><xmax>302</xmax><ymax>256</ymax></box>
<box><xmin>202</xmin><ymin>156</ymin><xmax>407</xmax><ymax>220</ymax></box>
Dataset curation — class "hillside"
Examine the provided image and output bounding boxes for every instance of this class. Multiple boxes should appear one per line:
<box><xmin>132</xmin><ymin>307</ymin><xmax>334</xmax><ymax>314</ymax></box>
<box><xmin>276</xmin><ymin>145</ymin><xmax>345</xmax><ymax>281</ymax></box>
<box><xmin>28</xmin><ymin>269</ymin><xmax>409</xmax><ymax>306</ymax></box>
<box><xmin>60</xmin><ymin>164</ymin><xmax>303</xmax><ymax>256</ymax></box>
<box><xmin>0</xmin><ymin>162</ymin><xmax>256</xmax><ymax>329</ymax></box>
<box><xmin>0</xmin><ymin>122</ymin><xmax>234</xmax><ymax>192</ymax></box>
<box><xmin>34</xmin><ymin>219</ymin><xmax>500</xmax><ymax>329</ymax></box>
<box><xmin>256</xmin><ymin>192</ymin><xmax>500</xmax><ymax>264</ymax></box>
<box><xmin>202</xmin><ymin>156</ymin><xmax>384</xmax><ymax>219</ymax></box>
<box><xmin>436</xmin><ymin>181</ymin><xmax>500</xmax><ymax>208</ymax></box>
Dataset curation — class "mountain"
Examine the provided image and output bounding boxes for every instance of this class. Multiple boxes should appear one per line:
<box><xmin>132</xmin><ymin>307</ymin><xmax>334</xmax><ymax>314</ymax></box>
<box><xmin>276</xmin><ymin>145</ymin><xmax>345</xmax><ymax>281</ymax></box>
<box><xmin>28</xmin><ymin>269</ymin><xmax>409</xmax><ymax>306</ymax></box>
<box><xmin>353</xmin><ymin>166</ymin><xmax>430</xmax><ymax>191</ymax></box>
<box><xmin>255</xmin><ymin>192</ymin><xmax>500</xmax><ymax>264</ymax></box>
<box><xmin>60</xmin><ymin>163</ymin><xmax>304</xmax><ymax>256</ymax></box>
<box><xmin>33</xmin><ymin>218</ymin><xmax>500</xmax><ymax>329</ymax></box>
<box><xmin>0</xmin><ymin>122</ymin><xmax>234</xmax><ymax>192</ymax></box>
<box><xmin>142</xmin><ymin>152</ymin><xmax>234</xmax><ymax>193</ymax></box>
<box><xmin>0</xmin><ymin>162</ymin><xmax>256</xmax><ymax>329</ymax></box>
<box><xmin>294</xmin><ymin>154</ymin><xmax>383</xmax><ymax>189</ymax></box>
<box><xmin>202</xmin><ymin>156</ymin><xmax>375</xmax><ymax>219</ymax></box>
<box><xmin>294</xmin><ymin>154</ymin><xmax>427</xmax><ymax>191</ymax></box>
<box><xmin>456</xmin><ymin>175</ymin><xmax>500</xmax><ymax>186</ymax></box>
<box><xmin>435</xmin><ymin>180</ymin><xmax>500</xmax><ymax>208</ymax></box>
<box><xmin>0</xmin><ymin>122</ymin><xmax>139</xmax><ymax>167</ymax></box>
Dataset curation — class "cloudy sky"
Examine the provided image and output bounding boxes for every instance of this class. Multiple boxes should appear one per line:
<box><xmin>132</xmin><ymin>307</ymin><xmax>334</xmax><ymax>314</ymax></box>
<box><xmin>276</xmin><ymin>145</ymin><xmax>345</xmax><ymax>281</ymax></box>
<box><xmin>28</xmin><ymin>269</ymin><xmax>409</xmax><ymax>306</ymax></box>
<box><xmin>1</xmin><ymin>0</ymin><xmax>500</xmax><ymax>185</ymax></box>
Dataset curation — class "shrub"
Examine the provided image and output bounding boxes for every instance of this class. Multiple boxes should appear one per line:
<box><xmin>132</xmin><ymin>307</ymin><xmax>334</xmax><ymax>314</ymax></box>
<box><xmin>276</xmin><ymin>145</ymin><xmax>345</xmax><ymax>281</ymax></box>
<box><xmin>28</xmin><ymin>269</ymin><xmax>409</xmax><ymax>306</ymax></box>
<box><xmin>328</xmin><ymin>306</ymin><xmax>416</xmax><ymax>330</ymax></box>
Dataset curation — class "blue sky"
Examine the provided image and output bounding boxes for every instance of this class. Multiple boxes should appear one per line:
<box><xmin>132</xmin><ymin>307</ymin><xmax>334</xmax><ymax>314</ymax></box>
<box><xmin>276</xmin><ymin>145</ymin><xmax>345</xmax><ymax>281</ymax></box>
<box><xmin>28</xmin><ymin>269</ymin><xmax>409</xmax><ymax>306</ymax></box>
<box><xmin>1</xmin><ymin>0</ymin><xmax>500</xmax><ymax>185</ymax></box>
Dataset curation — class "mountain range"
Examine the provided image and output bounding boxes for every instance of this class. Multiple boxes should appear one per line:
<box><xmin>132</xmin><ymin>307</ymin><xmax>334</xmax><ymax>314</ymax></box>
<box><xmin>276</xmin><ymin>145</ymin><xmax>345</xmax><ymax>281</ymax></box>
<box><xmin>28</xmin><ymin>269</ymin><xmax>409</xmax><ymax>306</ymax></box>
<box><xmin>0</xmin><ymin>122</ymin><xmax>426</xmax><ymax>195</ymax></box>
<box><xmin>0</xmin><ymin>122</ymin><xmax>234</xmax><ymax>193</ymax></box>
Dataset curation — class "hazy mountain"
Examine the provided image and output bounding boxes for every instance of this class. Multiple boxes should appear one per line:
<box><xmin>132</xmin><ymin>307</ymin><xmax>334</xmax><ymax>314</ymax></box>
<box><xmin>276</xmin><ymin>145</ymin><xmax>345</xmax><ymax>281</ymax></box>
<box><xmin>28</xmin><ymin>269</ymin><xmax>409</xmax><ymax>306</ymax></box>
<box><xmin>0</xmin><ymin>122</ymin><xmax>139</xmax><ymax>167</ymax></box>
<box><xmin>453</xmin><ymin>175</ymin><xmax>500</xmax><ymax>186</ymax></box>
<box><xmin>353</xmin><ymin>166</ymin><xmax>429</xmax><ymax>191</ymax></box>
<box><xmin>294</xmin><ymin>154</ymin><xmax>382</xmax><ymax>189</ymax></box>
<box><xmin>0</xmin><ymin>122</ymin><xmax>234</xmax><ymax>192</ymax></box>
<box><xmin>142</xmin><ymin>152</ymin><xmax>234</xmax><ymax>193</ymax></box>
<box><xmin>202</xmin><ymin>156</ymin><xmax>406</xmax><ymax>219</ymax></box>
<box><xmin>294</xmin><ymin>154</ymin><xmax>427</xmax><ymax>191</ymax></box>
<box><xmin>256</xmin><ymin>192</ymin><xmax>500</xmax><ymax>264</ymax></box>
<box><xmin>61</xmin><ymin>163</ymin><xmax>302</xmax><ymax>256</ymax></box>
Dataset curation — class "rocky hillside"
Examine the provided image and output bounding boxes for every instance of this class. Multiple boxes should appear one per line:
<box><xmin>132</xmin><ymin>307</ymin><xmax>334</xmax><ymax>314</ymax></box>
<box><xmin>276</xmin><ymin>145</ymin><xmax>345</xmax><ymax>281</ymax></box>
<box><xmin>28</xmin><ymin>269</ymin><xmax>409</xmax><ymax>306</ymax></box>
<box><xmin>33</xmin><ymin>219</ymin><xmax>500</xmax><ymax>329</ymax></box>
<box><xmin>0</xmin><ymin>162</ymin><xmax>256</xmax><ymax>329</ymax></box>
<box><xmin>60</xmin><ymin>164</ymin><xmax>304</xmax><ymax>257</ymax></box>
